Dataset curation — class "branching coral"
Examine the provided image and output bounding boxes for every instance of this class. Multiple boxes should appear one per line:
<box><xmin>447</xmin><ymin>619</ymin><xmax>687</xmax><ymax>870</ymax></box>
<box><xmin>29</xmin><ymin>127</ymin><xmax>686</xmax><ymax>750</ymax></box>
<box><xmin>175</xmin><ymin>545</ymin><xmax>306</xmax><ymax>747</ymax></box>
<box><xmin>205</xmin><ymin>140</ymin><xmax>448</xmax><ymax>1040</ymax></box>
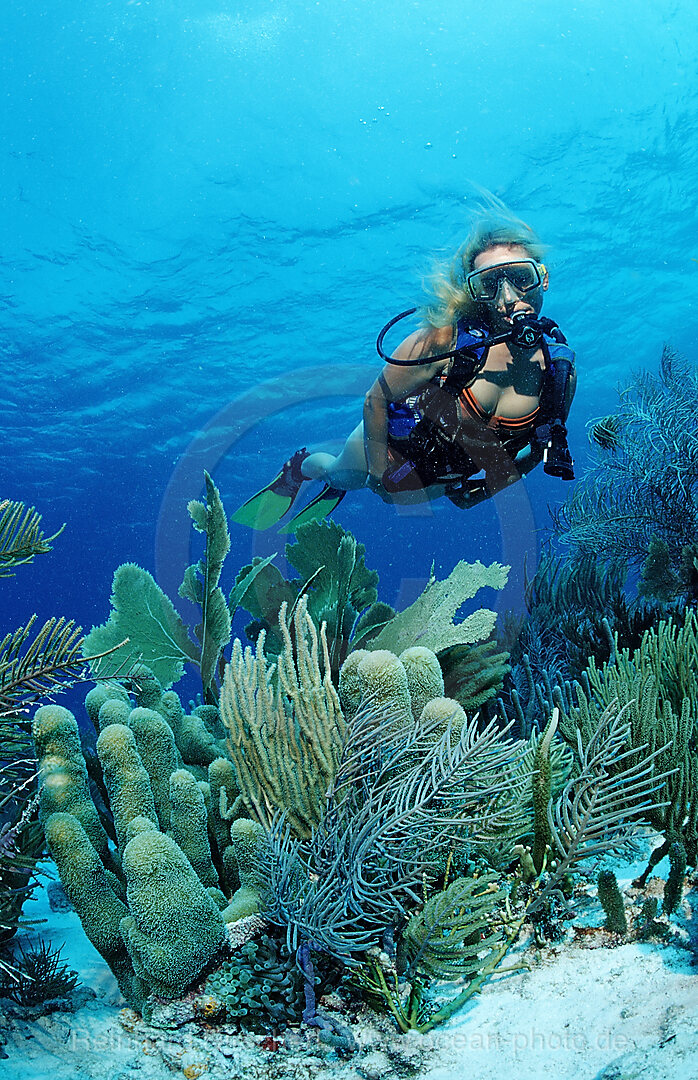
<box><xmin>1</xmin><ymin>616</ymin><xmax>125</xmax><ymax>720</ymax></box>
<box><xmin>498</xmin><ymin>552</ymin><xmax>670</xmax><ymax>740</ymax></box>
<box><xmin>398</xmin><ymin>873</ymin><xmax>507</xmax><ymax>981</ymax></box>
<box><xmin>0</xmin><ymin>768</ymin><xmax>42</xmax><ymax>979</ymax></box>
<box><xmin>265</xmin><ymin>697</ymin><xmax>524</xmax><ymax>961</ymax></box>
<box><xmin>354</xmin><ymin>872</ymin><xmax>518</xmax><ymax>1034</ymax></box>
<box><xmin>553</xmin><ymin>346</ymin><xmax>698</xmax><ymax>585</ymax></box>
<box><xmin>220</xmin><ymin>596</ymin><xmax>344</xmax><ymax>838</ymax></box>
<box><xmin>555</xmin><ymin>613</ymin><xmax>698</xmax><ymax>870</ymax></box>
<box><xmin>0</xmin><ymin>939</ymin><xmax>79</xmax><ymax>1005</ymax></box>
<box><xmin>529</xmin><ymin>705</ymin><xmax>669</xmax><ymax>914</ymax></box>
<box><xmin>0</xmin><ymin>499</ymin><xmax>65</xmax><ymax>577</ymax></box>
<box><xmin>439</xmin><ymin>639</ymin><xmax>510</xmax><ymax>714</ymax></box>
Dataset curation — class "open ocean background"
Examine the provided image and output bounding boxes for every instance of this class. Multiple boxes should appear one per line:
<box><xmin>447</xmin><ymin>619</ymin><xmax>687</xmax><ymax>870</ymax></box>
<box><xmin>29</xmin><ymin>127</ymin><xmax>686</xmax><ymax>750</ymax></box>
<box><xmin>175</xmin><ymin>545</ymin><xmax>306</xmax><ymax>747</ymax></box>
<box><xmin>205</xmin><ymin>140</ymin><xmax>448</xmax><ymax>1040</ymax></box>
<box><xmin>2</xmin><ymin>0</ymin><xmax>697</xmax><ymax>705</ymax></box>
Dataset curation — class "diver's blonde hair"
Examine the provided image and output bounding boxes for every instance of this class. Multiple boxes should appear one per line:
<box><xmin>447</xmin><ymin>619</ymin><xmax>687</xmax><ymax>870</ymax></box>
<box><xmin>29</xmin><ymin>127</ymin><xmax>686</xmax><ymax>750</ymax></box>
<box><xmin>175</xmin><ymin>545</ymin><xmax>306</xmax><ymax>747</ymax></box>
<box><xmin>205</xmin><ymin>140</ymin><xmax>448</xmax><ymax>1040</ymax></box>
<box><xmin>423</xmin><ymin>208</ymin><xmax>546</xmax><ymax>327</ymax></box>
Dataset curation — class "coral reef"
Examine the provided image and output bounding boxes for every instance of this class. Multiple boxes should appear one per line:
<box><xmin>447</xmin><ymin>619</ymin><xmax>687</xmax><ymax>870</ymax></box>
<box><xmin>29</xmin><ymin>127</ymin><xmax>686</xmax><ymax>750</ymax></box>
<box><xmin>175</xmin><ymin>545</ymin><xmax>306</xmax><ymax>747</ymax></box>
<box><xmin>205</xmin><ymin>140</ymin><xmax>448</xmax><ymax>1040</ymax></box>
<box><xmin>13</xmin><ymin>477</ymin><xmax>693</xmax><ymax>1045</ymax></box>
<box><xmin>233</xmin><ymin>519</ymin><xmax>393</xmax><ymax>674</ymax></box>
<box><xmin>597</xmin><ymin>870</ymin><xmax>628</xmax><ymax>934</ymax></box>
<box><xmin>204</xmin><ymin>935</ymin><xmax>305</xmax><ymax>1032</ymax></box>
<box><xmin>220</xmin><ymin>596</ymin><xmax>345</xmax><ymax>837</ymax></box>
<box><xmin>553</xmin><ymin>346</ymin><xmax>698</xmax><ymax>596</ymax></box>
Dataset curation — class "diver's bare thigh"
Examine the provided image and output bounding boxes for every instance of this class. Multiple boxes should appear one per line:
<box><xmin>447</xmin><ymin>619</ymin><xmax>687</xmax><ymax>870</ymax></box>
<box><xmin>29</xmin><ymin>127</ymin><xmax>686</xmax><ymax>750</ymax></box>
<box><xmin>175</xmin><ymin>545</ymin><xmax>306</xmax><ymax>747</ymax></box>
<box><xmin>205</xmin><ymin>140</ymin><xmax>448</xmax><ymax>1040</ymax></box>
<box><xmin>324</xmin><ymin>423</ymin><xmax>369</xmax><ymax>489</ymax></box>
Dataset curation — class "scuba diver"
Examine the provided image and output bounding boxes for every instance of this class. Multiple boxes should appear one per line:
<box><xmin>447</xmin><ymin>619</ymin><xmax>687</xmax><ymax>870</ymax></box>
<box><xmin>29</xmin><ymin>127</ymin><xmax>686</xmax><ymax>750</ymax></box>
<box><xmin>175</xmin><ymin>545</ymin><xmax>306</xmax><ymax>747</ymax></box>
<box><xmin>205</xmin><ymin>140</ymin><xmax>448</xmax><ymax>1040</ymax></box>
<box><xmin>233</xmin><ymin>215</ymin><xmax>576</xmax><ymax>533</ymax></box>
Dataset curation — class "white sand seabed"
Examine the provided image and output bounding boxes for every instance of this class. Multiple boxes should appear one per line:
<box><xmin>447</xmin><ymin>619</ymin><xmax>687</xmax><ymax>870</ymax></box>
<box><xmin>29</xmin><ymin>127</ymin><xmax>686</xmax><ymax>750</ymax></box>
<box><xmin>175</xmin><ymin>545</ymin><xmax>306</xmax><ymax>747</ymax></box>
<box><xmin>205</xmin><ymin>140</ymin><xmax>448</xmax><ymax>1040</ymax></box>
<box><xmin>424</xmin><ymin>939</ymin><xmax>698</xmax><ymax>1080</ymax></box>
<box><xmin>1</xmin><ymin>860</ymin><xmax>697</xmax><ymax>1080</ymax></box>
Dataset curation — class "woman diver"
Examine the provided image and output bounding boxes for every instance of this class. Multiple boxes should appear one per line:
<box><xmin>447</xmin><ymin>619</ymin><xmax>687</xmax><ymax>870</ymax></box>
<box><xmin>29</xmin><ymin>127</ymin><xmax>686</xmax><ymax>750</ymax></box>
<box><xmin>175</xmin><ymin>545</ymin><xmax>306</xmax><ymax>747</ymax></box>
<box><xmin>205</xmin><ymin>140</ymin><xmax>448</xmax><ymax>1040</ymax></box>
<box><xmin>233</xmin><ymin>213</ymin><xmax>576</xmax><ymax>533</ymax></box>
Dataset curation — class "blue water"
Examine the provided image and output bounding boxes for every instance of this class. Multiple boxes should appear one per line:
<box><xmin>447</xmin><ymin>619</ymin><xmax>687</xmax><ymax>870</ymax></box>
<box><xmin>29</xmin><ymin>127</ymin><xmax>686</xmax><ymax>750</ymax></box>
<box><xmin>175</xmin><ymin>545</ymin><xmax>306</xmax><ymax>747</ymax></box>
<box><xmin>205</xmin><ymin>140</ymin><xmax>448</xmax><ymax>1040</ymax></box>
<box><xmin>2</xmin><ymin>0</ymin><xmax>698</xmax><ymax>704</ymax></box>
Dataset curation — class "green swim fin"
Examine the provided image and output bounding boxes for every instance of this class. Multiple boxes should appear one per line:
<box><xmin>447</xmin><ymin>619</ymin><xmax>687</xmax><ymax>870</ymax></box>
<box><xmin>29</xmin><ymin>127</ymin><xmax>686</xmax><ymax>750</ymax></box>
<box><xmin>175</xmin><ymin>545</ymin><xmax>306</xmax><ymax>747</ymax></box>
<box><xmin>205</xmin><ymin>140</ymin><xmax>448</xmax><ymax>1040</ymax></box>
<box><xmin>231</xmin><ymin>449</ymin><xmax>309</xmax><ymax>531</ymax></box>
<box><xmin>278</xmin><ymin>485</ymin><xmax>346</xmax><ymax>535</ymax></box>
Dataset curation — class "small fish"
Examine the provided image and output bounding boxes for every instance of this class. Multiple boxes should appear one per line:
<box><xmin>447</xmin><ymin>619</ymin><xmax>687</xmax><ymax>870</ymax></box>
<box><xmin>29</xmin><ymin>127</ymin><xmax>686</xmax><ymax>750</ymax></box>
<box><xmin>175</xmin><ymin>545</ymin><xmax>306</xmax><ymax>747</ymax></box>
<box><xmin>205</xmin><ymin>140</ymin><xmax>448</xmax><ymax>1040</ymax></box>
<box><xmin>591</xmin><ymin>416</ymin><xmax>621</xmax><ymax>451</ymax></box>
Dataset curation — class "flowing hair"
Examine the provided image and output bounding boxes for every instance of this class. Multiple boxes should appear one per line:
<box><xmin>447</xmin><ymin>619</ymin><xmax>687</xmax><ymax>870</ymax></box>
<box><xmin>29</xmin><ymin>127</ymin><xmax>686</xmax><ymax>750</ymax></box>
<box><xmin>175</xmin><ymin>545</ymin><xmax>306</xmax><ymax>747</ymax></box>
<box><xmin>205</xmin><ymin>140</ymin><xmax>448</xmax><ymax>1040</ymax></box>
<box><xmin>422</xmin><ymin>207</ymin><xmax>547</xmax><ymax>328</ymax></box>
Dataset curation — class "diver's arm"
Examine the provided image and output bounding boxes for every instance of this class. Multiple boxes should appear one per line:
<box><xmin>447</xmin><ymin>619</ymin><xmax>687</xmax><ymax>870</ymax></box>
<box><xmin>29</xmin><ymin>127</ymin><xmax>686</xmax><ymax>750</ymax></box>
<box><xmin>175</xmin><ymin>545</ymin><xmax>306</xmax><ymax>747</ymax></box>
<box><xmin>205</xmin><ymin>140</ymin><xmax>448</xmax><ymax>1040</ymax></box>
<box><xmin>564</xmin><ymin>366</ymin><xmax>577</xmax><ymax>417</ymax></box>
<box><xmin>450</xmin><ymin>449</ymin><xmax>539</xmax><ymax>510</ymax></box>
<box><xmin>516</xmin><ymin>365</ymin><xmax>576</xmax><ymax>478</ymax></box>
<box><xmin>363</xmin><ymin>382</ymin><xmax>391</xmax><ymax>479</ymax></box>
<box><xmin>363</xmin><ymin>327</ymin><xmax>451</xmax><ymax>480</ymax></box>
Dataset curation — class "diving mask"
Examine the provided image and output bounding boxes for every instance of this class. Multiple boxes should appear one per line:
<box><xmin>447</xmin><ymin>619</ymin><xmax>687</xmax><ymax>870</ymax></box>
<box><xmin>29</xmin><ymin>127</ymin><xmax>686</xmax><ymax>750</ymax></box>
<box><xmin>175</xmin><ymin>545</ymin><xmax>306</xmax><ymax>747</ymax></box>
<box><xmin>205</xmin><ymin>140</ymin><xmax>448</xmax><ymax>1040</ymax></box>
<box><xmin>467</xmin><ymin>259</ymin><xmax>545</xmax><ymax>303</ymax></box>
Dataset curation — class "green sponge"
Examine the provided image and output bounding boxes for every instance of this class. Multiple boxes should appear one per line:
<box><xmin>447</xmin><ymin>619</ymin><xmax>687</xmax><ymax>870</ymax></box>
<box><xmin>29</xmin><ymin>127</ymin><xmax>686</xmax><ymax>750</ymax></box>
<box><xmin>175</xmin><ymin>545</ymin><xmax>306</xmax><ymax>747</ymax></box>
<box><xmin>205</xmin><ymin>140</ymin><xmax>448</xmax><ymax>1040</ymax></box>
<box><xmin>44</xmin><ymin>812</ymin><xmax>148</xmax><ymax>1010</ymax></box>
<box><xmin>96</xmin><ymin>723</ymin><xmax>158</xmax><ymax>850</ymax></box>
<box><xmin>97</xmin><ymin>698</ymin><xmax>131</xmax><ymax>732</ymax></box>
<box><xmin>33</xmin><ymin>704</ymin><xmax>119</xmax><ymax>876</ymax></box>
<box><xmin>85</xmin><ymin>683</ymin><xmax>132</xmax><ymax>729</ymax></box>
<box><xmin>169</xmin><ymin>769</ymin><xmax>219</xmax><ymax>887</ymax></box>
<box><xmin>120</xmin><ymin>829</ymin><xmax>228</xmax><ymax>998</ymax></box>
<box><xmin>597</xmin><ymin>869</ymin><xmax>628</xmax><ymax>934</ymax></box>
<box><xmin>338</xmin><ymin>650</ymin><xmax>369</xmax><ymax>720</ymax></box>
<box><xmin>221</xmin><ymin>818</ymin><xmax>271</xmax><ymax>921</ymax></box>
<box><xmin>128</xmin><ymin>707</ymin><xmax>178</xmax><ymax>830</ymax></box>
<box><xmin>356</xmin><ymin>650</ymin><xmax>412</xmax><ymax>729</ymax></box>
<box><xmin>399</xmin><ymin>646</ymin><xmax>444</xmax><ymax>721</ymax></box>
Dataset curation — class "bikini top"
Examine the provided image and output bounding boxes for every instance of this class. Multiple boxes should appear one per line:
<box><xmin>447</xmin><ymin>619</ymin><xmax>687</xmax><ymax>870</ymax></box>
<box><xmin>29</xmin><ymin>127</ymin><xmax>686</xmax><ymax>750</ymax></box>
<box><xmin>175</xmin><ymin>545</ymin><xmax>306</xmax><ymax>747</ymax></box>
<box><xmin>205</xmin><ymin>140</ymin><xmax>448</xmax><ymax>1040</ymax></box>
<box><xmin>431</xmin><ymin>317</ymin><xmax>574</xmax><ymax>432</ymax></box>
<box><xmin>386</xmin><ymin>317</ymin><xmax>575</xmax><ymax>441</ymax></box>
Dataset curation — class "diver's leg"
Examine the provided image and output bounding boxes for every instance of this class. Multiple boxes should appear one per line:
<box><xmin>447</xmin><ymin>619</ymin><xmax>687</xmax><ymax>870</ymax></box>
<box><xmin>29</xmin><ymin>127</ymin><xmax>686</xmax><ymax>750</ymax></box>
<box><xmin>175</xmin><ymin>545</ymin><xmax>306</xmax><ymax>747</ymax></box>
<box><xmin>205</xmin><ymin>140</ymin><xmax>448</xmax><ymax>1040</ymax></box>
<box><xmin>300</xmin><ymin>423</ymin><xmax>369</xmax><ymax>490</ymax></box>
<box><xmin>301</xmin><ymin>424</ymin><xmax>451</xmax><ymax>505</ymax></box>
